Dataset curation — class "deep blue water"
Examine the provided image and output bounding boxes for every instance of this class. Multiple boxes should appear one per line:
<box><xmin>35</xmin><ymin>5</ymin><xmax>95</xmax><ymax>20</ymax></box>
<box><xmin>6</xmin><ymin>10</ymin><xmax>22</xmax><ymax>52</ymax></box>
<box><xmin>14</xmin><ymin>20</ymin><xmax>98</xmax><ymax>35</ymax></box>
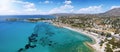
<box><xmin>0</xmin><ymin>15</ymin><xmax>55</xmax><ymax>21</ymax></box>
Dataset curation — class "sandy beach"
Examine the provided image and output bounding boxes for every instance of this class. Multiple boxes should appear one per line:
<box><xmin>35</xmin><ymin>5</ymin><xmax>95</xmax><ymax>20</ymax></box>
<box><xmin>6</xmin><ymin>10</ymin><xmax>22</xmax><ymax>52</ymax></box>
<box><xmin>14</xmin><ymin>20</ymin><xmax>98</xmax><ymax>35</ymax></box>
<box><xmin>52</xmin><ymin>22</ymin><xmax>105</xmax><ymax>52</ymax></box>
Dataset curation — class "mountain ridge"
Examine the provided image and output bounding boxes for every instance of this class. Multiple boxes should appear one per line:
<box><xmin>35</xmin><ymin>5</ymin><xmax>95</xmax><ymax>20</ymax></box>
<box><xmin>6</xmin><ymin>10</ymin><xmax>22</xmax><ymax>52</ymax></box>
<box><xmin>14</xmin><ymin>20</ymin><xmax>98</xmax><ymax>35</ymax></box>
<box><xmin>52</xmin><ymin>8</ymin><xmax>120</xmax><ymax>17</ymax></box>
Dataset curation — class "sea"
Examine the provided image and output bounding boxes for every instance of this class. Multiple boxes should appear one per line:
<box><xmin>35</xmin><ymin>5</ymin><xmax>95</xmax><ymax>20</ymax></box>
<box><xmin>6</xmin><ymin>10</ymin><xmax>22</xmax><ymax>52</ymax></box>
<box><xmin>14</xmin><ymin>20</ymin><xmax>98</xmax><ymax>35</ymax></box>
<box><xmin>0</xmin><ymin>15</ymin><xmax>93</xmax><ymax>52</ymax></box>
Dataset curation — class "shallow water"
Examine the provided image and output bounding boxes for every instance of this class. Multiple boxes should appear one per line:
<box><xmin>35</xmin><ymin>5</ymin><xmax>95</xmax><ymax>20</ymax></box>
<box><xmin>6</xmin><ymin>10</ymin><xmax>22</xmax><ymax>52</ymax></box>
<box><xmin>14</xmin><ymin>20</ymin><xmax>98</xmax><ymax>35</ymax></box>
<box><xmin>0</xmin><ymin>22</ymin><xmax>93</xmax><ymax>52</ymax></box>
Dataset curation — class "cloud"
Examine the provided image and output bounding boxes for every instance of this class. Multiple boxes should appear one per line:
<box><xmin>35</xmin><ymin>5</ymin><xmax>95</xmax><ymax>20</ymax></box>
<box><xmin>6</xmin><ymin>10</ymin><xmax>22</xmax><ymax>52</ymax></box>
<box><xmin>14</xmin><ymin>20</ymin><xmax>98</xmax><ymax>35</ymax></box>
<box><xmin>23</xmin><ymin>3</ymin><xmax>37</xmax><ymax>12</ymax></box>
<box><xmin>44</xmin><ymin>0</ymin><xmax>53</xmax><ymax>4</ymax></box>
<box><xmin>77</xmin><ymin>5</ymin><xmax>103</xmax><ymax>14</ymax></box>
<box><xmin>49</xmin><ymin>0</ymin><xmax>74</xmax><ymax>14</ymax></box>
<box><xmin>39</xmin><ymin>0</ymin><xmax>53</xmax><ymax>4</ymax></box>
<box><xmin>0</xmin><ymin>0</ymin><xmax>48</xmax><ymax>15</ymax></box>
<box><xmin>12</xmin><ymin>0</ymin><xmax>28</xmax><ymax>4</ymax></box>
<box><xmin>0</xmin><ymin>0</ymin><xmax>104</xmax><ymax>15</ymax></box>
<box><xmin>0</xmin><ymin>9</ymin><xmax>17</xmax><ymax>15</ymax></box>
<box><xmin>49</xmin><ymin>2</ymin><xmax>103</xmax><ymax>14</ymax></box>
<box><xmin>64</xmin><ymin>0</ymin><xmax>72</xmax><ymax>4</ymax></box>
<box><xmin>11</xmin><ymin>0</ymin><xmax>42</xmax><ymax>14</ymax></box>
<box><xmin>61</xmin><ymin>4</ymin><xmax>74</xmax><ymax>9</ymax></box>
<box><xmin>111</xmin><ymin>6</ymin><xmax>120</xmax><ymax>9</ymax></box>
<box><xmin>0</xmin><ymin>0</ymin><xmax>49</xmax><ymax>15</ymax></box>
<box><xmin>0</xmin><ymin>0</ymin><xmax>16</xmax><ymax>15</ymax></box>
<box><xmin>13</xmin><ymin>0</ymin><xmax>37</xmax><ymax>11</ymax></box>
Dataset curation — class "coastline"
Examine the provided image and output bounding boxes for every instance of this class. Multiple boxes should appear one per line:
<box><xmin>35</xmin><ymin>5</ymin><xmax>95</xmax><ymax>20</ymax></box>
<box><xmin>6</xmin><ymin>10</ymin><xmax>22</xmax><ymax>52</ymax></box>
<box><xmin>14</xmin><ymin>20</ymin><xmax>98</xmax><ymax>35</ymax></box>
<box><xmin>52</xmin><ymin>22</ymin><xmax>104</xmax><ymax>52</ymax></box>
<box><xmin>62</xmin><ymin>26</ymin><xmax>102</xmax><ymax>52</ymax></box>
<box><xmin>84</xmin><ymin>42</ymin><xmax>95</xmax><ymax>52</ymax></box>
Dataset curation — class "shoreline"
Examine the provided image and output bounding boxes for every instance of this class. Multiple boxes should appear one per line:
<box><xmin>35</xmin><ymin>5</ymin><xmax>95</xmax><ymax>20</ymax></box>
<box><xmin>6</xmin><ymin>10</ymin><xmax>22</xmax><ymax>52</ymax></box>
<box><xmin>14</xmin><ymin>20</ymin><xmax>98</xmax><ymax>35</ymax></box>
<box><xmin>52</xmin><ymin>22</ymin><xmax>104</xmax><ymax>52</ymax></box>
<box><xmin>84</xmin><ymin>42</ymin><xmax>95</xmax><ymax>52</ymax></box>
<box><xmin>62</xmin><ymin>26</ymin><xmax>102</xmax><ymax>52</ymax></box>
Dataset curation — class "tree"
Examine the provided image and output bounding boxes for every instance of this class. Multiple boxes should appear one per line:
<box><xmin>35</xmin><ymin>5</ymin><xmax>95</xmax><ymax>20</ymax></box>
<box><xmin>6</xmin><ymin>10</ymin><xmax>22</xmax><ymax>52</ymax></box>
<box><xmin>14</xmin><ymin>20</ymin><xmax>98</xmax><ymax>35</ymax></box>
<box><xmin>105</xmin><ymin>43</ymin><xmax>113</xmax><ymax>52</ymax></box>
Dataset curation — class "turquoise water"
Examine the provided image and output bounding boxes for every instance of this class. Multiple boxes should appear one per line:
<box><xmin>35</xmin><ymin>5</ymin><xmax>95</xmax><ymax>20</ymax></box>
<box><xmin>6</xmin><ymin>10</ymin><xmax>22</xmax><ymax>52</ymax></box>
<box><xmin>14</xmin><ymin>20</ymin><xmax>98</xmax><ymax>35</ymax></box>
<box><xmin>0</xmin><ymin>21</ymin><xmax>36</xmax><ymax>52</ymax></box>
<box><xmin>0</xmin><ymin>21</ymin><xmax>93</xmax><ymax>52</ymax></box>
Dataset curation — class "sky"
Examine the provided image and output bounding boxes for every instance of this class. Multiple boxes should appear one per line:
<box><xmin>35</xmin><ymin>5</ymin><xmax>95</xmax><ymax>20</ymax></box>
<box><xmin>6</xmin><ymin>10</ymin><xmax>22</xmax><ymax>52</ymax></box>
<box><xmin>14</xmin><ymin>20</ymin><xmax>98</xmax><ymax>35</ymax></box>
<box><xmin>0</xmin><ymin>0</ymin><xmax>120</xmax><ymax>15</ymax></box>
